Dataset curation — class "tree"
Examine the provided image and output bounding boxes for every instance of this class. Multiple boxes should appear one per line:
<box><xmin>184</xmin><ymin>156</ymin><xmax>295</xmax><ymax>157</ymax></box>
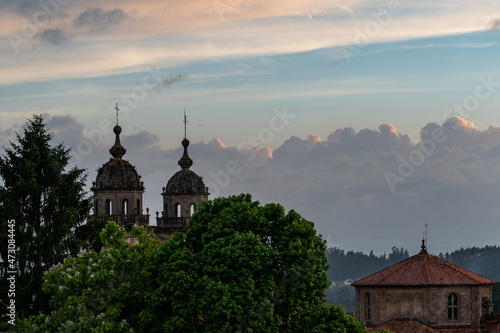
<box><xmin>289</xmin><ymin>303</ymin><xmax>369</xmax><ymax>333</ymax></box>
<box><xmin>18</xmin><ymin>194</ymin><xmax>376</xmax><ymax>332</ymax></box>
<box><xmin>494</xmin><ymin>282</ymin><xmax>500</xmax><ymax>313</ymax></box>
<box><xmin>139</xmin><ymin>194</ymin><xmax>366</xmax><ymax>332</ymax></box>
<box><xmin>21</xmin><ymin>221</ymin><xmax>160</xmax><ymax>332</ymax></box>
<box><xmin>0</xmin><ymin>115</ymin><xmax>94</xmax><ymax>318</ymax></box>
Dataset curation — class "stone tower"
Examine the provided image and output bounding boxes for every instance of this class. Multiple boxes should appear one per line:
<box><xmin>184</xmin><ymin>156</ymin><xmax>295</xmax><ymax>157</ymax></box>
<box><xmin>91</xmin><ymin>106</ymin><xmax>149</xmax><ymax>230</ymax></box>
<box><xmin>156</xmin><ymin>113</ymin><xmax>209</xmax><ymax>237</ymax></box>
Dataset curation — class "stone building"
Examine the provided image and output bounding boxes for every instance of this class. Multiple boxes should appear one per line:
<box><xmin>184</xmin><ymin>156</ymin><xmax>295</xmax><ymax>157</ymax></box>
<box><xmin>154</xmin><ymin>136</ymin><xmax>209</xmax><ymax>240</ymax></box>
<box><xmin>352</xmin><ymin>241</ymin><xmax>495</xmax><ymax>333</ymax></box>
<box><xmin>91</xmin><ymin>108</ymin><xmax>209</xmax><ymax>241</ymax></box>
<box><xmin>91</xmin><ymin>121</ymin><xmax>150</xmax><ymax>242</ymax></box>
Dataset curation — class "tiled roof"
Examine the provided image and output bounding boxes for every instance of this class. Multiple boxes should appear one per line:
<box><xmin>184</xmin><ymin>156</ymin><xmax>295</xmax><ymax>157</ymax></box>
<box><xmin>482</xmin><ymin>314</ymin><xmax>500</xmax><ymax>333</ymax></box>
<box><xmin>367</xmin><ymin>317</ymin><xmax>500</xmax><ymax>333</ymax></box>
<box><xmin>366</xmin><ymin>319</ymin><xmax>440</xmax><ymax>333</ymax></box>
<box><xmin>352</xmin><ymin>251</ymin><xmax>495</xmax><ymax>287</ymax></box>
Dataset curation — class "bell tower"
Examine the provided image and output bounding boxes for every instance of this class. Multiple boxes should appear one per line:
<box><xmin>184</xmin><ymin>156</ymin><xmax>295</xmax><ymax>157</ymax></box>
<box><xmin>156</xmin><ymin>111</ymin><xmax>209</xmax><ymax>236</ymax></box>
<box><xmin>91</xmin><ymin>104</ymin><xmax>149</xmax><ymax>228</ymax></box>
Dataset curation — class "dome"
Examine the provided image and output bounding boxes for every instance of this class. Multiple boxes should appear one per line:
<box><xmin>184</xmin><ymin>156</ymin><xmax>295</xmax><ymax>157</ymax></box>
<box><xmin>94</xmin><ymin>158</ymin><xmax>143</xmax><ymax>191</ymax></box>
<box><xmin>92</xmin><ymin>124</ymin><xmax>144</xmax><ymax>191</ymax></box>
<box><xmin>165</xmin><ymin>168</ymin><xmax>208</xmax><ymax>195</ymax></box>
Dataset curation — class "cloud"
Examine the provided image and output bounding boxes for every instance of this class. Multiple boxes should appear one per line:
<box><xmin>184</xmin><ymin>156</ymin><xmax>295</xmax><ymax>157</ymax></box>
<box><xmin>74</xmin><ymin>7</ymin><xmax>129</xmax><ymax>31</ymax></box>
<box><xmin>4</xmin><ymin>113</ymin><xmax>500</xmax><ymax>255</ymax></box>
<box><xmin>421</xmin><ymin>116</ymin><xmax>500</xmax><ymax>152</ymax></box>
<box><xmin>157</xmin><ymin>73</ymin><xmax>183</xmax><ymax>91</ymax></box>
<box><xmin>0</xmin><ymin>0</ymin><xmax>46</xmax><ymax>15</ymax></box>
<box><xmin>215</xmin><ymin>117</ymin><xmax>500</xmax><ymax>254</ymax></box>
<box><xmin>3</xmin><ymin>0</ymin><xmax>500</xmax><ymax>85</ymax></box>
<box><xmin>38</xmin><ymin>28</ymin><xmax>70</xmax><ymax>45</ymax></box>
<box><xmin>489</xmin><ymin>18</ymin><xmax>500</xmax><ymax>30</ymax></box>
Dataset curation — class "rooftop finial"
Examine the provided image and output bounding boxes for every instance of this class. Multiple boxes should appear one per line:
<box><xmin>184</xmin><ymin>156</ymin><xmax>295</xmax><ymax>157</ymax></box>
<box><xmin>110</xmin><ymin>103</ymin><xmax>126</xmax><ymax>159</ymax></box>
<box><xmin>420</xmin><ymin>223</ymin><xmax>428</xmax><ymax>254</ymax></box>
<box><xmin>115</xmin><ymin>103</ymin><xmax>119</xmax><ymax>126</ymax></box>
<box><xmin>178</xmin><ymin>110</ymin><xmax>193</xmax><ymax>169</ymax></box>
<box><xmin>420</xmin><ymin>239</ymin><xmax>427</xmax><ymax>254</ymax></box>
<box><xmin>183</xmin><ymin>108</ymin><xmax>188</xmax><ymax>140</ymax></box>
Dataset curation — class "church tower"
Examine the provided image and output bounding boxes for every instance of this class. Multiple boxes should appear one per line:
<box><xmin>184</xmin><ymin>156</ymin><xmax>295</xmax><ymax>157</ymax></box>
<box><xmin>91</xmin><ymin>104</ymin><xmax>149</xmax><ymax>228</ymax></box>
<box><xmin>156</xmin><ymin>112</ymin><xmax>209</xmax><ymax>235</ymax></box>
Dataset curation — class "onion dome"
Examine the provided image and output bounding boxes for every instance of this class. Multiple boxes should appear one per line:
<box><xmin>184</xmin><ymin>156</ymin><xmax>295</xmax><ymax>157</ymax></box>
<box><xmin>92</xmin><ymin>125</ymin><xmax>144</xmax><ymax>191</ymax></box>
<box><xmin>165</xmin><ymin>139</ymin><xmax>208</xmax><ymax>195</ymax></box>
<box><xmin>109</xmin><ymin>125</ymin><xmax>126</xmax><ymax>159</ymax></box>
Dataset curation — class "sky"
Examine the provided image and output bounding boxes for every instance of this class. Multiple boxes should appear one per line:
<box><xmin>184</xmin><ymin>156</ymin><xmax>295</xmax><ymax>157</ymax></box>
<box><xmin>1</xmin><ymin>0</ymin><xmax>500</xmax><ymax>255</ymax></box>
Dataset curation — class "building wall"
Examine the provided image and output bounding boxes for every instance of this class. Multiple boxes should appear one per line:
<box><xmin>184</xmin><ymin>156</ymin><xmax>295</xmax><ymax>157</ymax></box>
<box><xmin>162</xmin><ymin>193</ymin><xmax>209</xmax><ymax>219</ymax></box>
<box><xmin>95</xmin><ymin>190</ymin><xmax>144</xmax><ymax>216</ymax></box>
<box><xmin>355</xmin><ymin>285</ymin><xmax>492</xmax><ymax>328</ymax></box>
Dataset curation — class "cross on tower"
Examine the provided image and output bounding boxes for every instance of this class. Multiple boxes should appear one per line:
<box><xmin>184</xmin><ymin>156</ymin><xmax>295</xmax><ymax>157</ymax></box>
<box><xmin>183</xmin><ymin>108</ymin><xmax>188</xmax><ymax>139</ymax></box>
<box><xmin>115</xmin><ymin>103</ymin><xmax>120</xmax><ymax>126</ymax></box>
<box><xmin>425</xmin><ymin>222</ymin><xmax>428</xmax><ymax>249</ymax></box>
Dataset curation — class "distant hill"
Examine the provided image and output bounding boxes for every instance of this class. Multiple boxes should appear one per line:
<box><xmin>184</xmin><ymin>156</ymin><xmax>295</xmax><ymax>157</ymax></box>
<box><xmin>438</xmin><ymin>246</ymin><xmax>500</xmax><ymax>281</ymax></box>
<box><xmin>326</xmin><ymin>246</ymin><xmax>410</xmax><ymax>282</ymax></box>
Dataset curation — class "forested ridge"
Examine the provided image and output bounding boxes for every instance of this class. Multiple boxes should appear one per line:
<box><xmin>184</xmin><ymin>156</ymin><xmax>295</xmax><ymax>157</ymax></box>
<box><xmin>325</xmin><ymin>245</ymin><xmax>500</xmax><ymax>313</ymax></box>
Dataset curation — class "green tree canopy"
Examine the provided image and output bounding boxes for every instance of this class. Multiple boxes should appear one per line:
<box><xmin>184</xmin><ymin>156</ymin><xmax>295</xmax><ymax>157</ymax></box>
<box><xmin>22</xmin><ymin>221</ymin><xmax>160</xmax><ymax>332</ymax></box>
<box><xmin>0</xmin><ymin>115</ymin><xmax>96</xmax><ymax>317</ymax></box>
<box><xmin>139</xmin><ymin>194</ymin><xmax>366</xmax><ymax>332</ymax></box>
<box><xmin>17</xmin><ymin>194</ymin><xmax>375</xmax><ymax>332</ymax></box>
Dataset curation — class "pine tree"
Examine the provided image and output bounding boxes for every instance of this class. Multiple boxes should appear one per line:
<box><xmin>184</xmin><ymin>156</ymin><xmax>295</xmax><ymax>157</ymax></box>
<box><xmin>0</xmin><ymin>115</ymin><xmax>93</xmax><ymax>318</ymax></box>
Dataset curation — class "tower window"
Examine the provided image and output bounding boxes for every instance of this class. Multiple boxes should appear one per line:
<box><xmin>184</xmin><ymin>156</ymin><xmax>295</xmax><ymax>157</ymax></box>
<box><xmin>122</xmin><ymin>199</ymin><xmax>128</xmax><ymax>215</ymax></box>
<box><xmin>190</xmin><ymin>203</ymin><xmax>196</xmax><ymax>216</ymax></box>
<box><xmin>175</xmin><ymin>203</ymin><xmax>181</xmax><ymax>218</ymax></box>
<box><xmin>448</xmin><ymin>293</ymin><xmax>459</xmax><ymax>320</ymax></box>
<box><xmin>365</xmin><ymin>293</ymin><xmax>371</xmax><ymax>320</ymax></box>
<box><xmin>136</xmin><ymin>199</ymin><xmax>141</xmax><ymax>214</ymax></box>
<box><xmin>105</xmin><ymin>199</ymin><xmax>112</xmax><ymax>215</ymax></box>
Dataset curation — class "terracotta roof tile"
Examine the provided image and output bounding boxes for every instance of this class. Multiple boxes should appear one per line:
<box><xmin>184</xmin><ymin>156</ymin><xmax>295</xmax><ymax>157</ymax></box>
<box><xmin>352</xmin><ymin>252</ymin><xmax>495</xmax><ymax>287</ymax></box>
<box><xmin>367</xmin><ymin>319</ymin><xmax>439</xmax><ymax>333</ymax></box>
<box><xmin>481</xmin><ymin>314</ymin><xmax>500</xmax><ymax>333</ymax></box>
<box><xmin>367</xmin><ymin>319</ymin><xmax>484</xmax><ymax>333</ymax></box>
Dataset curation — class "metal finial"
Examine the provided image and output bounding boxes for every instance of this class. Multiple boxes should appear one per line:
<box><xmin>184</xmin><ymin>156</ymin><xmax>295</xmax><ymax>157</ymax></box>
<box><xmin>179</xmin><ymin>110</ymin><xmax>193</xmax><ymax>170</ymax></box>
<box><xmin>183</xmin><ymin>108</ymin><xmax>188</xmax><ymax>139</ymax></box>
<box><xmin>115</xmin><ymin>103</ymin><xmax>119</xmax><ymax>126</ymax></box>
<box><xmin>420</xmin><ymin>238</ymin><xmax>427</xmax><ymax>254</ymax></box>
<box><xmin>425</xmin><ymin>222</ymin><xmax>428</xmax><ymax>250</ymax></box>
<box><xmin>420</xmin><ymin>223</ymin><xmax>428</xmax><ymax>254</ymax></box>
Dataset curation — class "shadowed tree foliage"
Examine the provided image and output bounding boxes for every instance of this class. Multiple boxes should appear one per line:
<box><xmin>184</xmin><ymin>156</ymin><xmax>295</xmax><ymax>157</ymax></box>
<box><xmin>20</xmin><ymin>222</ymin><xmax>160</xmax><ymax>332</ymax></box>
<box><xmin>494</xmin><ymin>283</ymin><xmax>500</xmax><ymax>313</ymax></box>
<box><xmin>139</xmin><ymin>194</ymin><xmax>368</xmax><ymax>332</ymax></box>
<box><xmin>439</xmin><ymin>246</ymin><xmax>500</xmax><ymax>281</ymax></box>
<box><xmin>326</xmin><ymin>247</ymin><xmax>410</xmax><ymax>282</ymax></box>
<box><xmin>15</xmin><ymin>194</ymin><xmax>381</xmax><ymax>332</ymax></box>
<box><xmin>0</xmin><ymin>115</ymin><xmax>96</xmax><ymax>319</ymax></box>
